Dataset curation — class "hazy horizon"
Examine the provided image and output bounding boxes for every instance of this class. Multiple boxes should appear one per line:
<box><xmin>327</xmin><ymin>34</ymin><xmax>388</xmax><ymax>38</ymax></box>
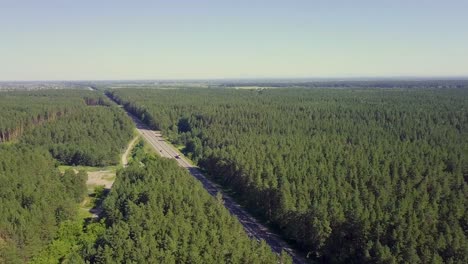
<box><xmin>2</xmin><ymin>76</ymin><xmax>468</xmax><ymax>83</ymax></box>
<box><xmin>1</xmin><ymin>0</ymin><xmax>467</xmax><ymax>80</ymax></box>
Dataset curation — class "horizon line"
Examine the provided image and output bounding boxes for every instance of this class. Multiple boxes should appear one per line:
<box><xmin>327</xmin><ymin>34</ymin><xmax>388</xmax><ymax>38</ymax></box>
<box><xmin>2</xmin><ymin>75</ymin><xmax>468</xmax><ymax>83</ymax></box>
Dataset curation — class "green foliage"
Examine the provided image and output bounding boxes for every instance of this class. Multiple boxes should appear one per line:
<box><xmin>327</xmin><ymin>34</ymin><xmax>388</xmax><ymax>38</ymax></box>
<box><xmin>62</xmin><ymin>169</ymin><xmax>88</xmax><ymax>203</ymax></box>
<box><xmin>129</xmin><ymin>139</ymin><xmax>147</xmax><ymax>164</ymax></box>
<box><xmin>110</xmin><ymin>87</ymin><xmax>468</xmax><ymax>263</ymax></box>
<box><xmin>0</xmin><ymin>89</ymin><xmax>134</xmax><ymax>166</ymax></box>
<box><xmin>20</xmin><ymin>106</ymin><xmax>134</xmax><ymax>166</ymax></box>
<box><xmin>86</xmin><ymin>154</ymin><xmax>288</xmax><ymax>263</ymax></box>
<box><xmin>0</xmin><ymin>89</ymin><xmax>133</xmax><ymax>262</ymax></box>
<box><xmin>30</xmin><ymin>220</ymin><xmax>105</xmax><ymax>264</ymax></box>
<box><xmin>0</xmin><ymin>145</ymin><xmax>79</xmax><ymax>263</ymax></box>
<box><xmin>93</xmin><ymin>185</ymin><xmax>106</xmax><ymax>201</ymax></box>
<box><xmin>0</xmin><ymin>90</ymin><xmax>108</xmax><ymax>142</ymax></box>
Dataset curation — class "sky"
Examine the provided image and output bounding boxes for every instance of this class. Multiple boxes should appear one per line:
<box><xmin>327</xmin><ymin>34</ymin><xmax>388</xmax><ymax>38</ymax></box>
<box><xmin>0</xmin><ymin>0</ymin><xmax>467</xmax><ymax>80</ymax></box>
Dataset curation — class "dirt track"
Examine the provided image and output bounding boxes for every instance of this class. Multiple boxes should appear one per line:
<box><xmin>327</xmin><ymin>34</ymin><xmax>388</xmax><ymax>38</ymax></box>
<box><xmin>122</xmin><ymin>136</ymin><xmax>139</xmax><ymax>166</ymax></box>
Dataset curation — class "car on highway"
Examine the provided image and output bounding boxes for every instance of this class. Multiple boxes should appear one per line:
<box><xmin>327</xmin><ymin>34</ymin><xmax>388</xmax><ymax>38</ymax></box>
<box><xmin>175</xmin><ymin>155</ymin><xmax>180</xmax><ymax>159</ymax></box>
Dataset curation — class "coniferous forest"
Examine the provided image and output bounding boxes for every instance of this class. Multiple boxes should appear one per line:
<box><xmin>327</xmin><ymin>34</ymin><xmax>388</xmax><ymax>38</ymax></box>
<box><xmin>0</xmin><ymin>144</ymin><xmax>88</xmax><ymax>263</ymax></box>
<box><xmin>25</xmin><ymin>149</ymin><xmax>286</xmax><ymax>263</ymax></box>
<box><xmin>20</xmin><ymin>106</ymin><xmax>134</xmax><ymax>166</ymax></box>
<box><xmin>0</xmin><ymin>89</ymin><xmax>284</xmax><ymax>263</ymax></box>
<box><xmin>0</xmin><ymin>90</ymin><xmax>132</xmax><ymax>262</ymax></box>
<box><xmin>109</xmin><ymin>87</ymin><xmax>468</xmax><ymax>263</ymax></box>
<box><xmin>3</xmin><ymin>1</ymin><xmax>467</xmax><ymax>263</ymax></box>
<box><xmin>0</xmin><ymin>90</ymin><xmax>108</xmax><ymax>142</ymax></box>
<box><xmin>84</xmin><ymin>153</ymin><xmax>288</xmax><ymax>263</ymax></box>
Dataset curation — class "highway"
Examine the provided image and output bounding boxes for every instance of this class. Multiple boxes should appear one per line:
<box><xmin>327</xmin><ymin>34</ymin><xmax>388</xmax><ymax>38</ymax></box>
<box><xmin>123</xmin><ymin>110</ymin><xmax>307</xmax><ymax>264</ymax></box>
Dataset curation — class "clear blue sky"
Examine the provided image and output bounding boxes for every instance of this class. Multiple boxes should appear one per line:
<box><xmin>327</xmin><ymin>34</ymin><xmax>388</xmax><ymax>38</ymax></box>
<box><xmin>1</xmin><ymin>0</ymin><xmax>467</xmax><ymax>80</ymax></box>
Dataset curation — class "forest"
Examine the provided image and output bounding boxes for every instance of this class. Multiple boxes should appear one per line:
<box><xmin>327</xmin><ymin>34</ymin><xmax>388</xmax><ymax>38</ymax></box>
<box><xmin>109</xmin><ymin>87</ymin><xmax>468</xmax><ymax>263</ymax></box>
<box><xmin>1</xmin><ymin>89</ymin><xmax>285</xmax><ymax>263</ymax></box>
<box><xmin>0</xmin><ymin>89</ymin><xmax>133</xmax><ymax>262</ymax></box>
<box><xmin>81</xmin><ymin>151</ymin><xmax>288</xmax><ymax>263</ymax></box>
<box><xmin>0</xmin><ymin>145</ymin><xmax>88</xmax><ymax>263</ymax></box>
<box><xmin>0</xmin><ymin>90</ymin><xmax>134</xmax><ymax>166</ymax></box>
<box><xmin>20</xmin><ymin>106</ymin><xmax>134</xmax><ymax>166</ymax></box>
<box><xmin>0</xmin><ymin>90</ymin><xmax>109</xmax><ymax>142</ymax></box>
<box><xmin>28</xmin><ymin>143</ymin><xmax>287</xmax><ymax>263</ymax></box>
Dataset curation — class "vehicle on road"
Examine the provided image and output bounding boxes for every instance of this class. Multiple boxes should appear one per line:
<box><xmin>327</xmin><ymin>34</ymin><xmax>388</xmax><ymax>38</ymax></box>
<box><xmin>175</xmin><ymin>155</ymin><xmax>180</xmax><ymax>159</ymax></box>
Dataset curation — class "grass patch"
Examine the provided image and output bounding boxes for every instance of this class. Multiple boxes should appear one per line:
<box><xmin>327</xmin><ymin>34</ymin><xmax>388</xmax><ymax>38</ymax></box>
<box><xmin>78</xmin><ymin>197</ymin><xmax>93</xmax><ymax>219</ymax></box>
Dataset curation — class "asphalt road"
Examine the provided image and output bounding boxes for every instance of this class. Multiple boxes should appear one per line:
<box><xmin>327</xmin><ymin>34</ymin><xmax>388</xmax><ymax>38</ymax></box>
<box><xmin>124</xmin><ymin>111</ymin><xmax>308</xmax><ymax>264</ymax></box>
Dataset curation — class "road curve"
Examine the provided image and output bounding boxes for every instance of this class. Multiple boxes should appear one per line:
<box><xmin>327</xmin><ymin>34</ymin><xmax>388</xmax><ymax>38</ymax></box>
<box><xmin>118</xmin><ymin>106</ymin><xmax>308</xmax><ymax>264</ymax></box>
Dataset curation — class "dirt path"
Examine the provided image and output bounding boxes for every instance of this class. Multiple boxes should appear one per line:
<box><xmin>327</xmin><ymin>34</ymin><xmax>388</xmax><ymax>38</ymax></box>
<box><xmin>82</xmin><ymin>136</ymin><xmax>138</xmax><ymax>190</ymax></box>
<box><xmin>82</xmin><ymin>136</ymin><xmax>139</xmax><ymax>218</ymax></box>
<box><xmin>122</xmin><ymin>136</ymin><xmax>139</xmax><ymax>167</ymax></box>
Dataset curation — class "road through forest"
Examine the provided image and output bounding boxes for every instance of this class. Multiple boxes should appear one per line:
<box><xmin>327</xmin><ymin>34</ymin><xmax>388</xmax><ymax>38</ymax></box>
<box><xmin>112</xmin><ymin>100</ymin><xmax>308</xmax><ymax>263</ymax></box>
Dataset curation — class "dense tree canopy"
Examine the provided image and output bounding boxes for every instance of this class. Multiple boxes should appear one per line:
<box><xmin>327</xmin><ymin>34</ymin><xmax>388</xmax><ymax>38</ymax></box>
<box><xmin>20</xmin><ymin>106</ymin><xmax>134</xmax><ymax>166</ymax></box>
<box><xmin>0</xmin><ymin>89</ymin><xmax>134</xmax><ymax>166</ymax></box>
<box><xmin>2</xmin><ymin>89</ymin><xmax>281</xmax><ymax>263</ymax></box>
<box><xmin>109</xmin><ymin>87</ymin><xmax>468</xmax><ymax>263</ymax></box>
<box><xmin>86</xmin><ymin>153</ymin><xmax>288</xmax><ymax>263</ymax></box>
<box><xmin>20</xmin><ymin>140</ymin><xmax>285</xmax><ymax>263</ymax></box>
<box><xmin>0</xmin><ymin>90</ymin><xmax>108</xmax><ymax>142</ymax></box>
<box><xmin>0</xmin><ymin>145</ymin><xmax>87</xmax><ymax>263</ymax></box>
<box><xmin>0</xmin><ymin>89</ymin><xmax>133</xmax><ymax>262</ymax></box>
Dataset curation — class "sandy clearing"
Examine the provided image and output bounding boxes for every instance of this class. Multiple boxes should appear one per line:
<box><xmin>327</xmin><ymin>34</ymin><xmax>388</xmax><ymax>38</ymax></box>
<box><xmin>86</xmin><ymin>170</ymin><xmax>115</xmax><ymax>189</ymax></box>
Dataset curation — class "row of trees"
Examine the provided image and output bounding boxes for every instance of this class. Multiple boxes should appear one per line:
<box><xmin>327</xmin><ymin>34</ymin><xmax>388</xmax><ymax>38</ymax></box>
<box><xmin>109</xmin><ymin>87</ymin><xmax>468</xmax><ymax>263</ymax></box>
<box><xmin>219</xmin><ymin>79</ymin><xmax>468</xmax><ymax>89</ymax></box>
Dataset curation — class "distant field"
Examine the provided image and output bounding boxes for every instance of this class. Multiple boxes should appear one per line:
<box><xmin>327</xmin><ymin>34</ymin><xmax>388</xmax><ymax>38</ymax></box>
<box><xmin>0</xmin><ymin>81</ymin><xmax>95</xmax><ymax>91</ymax></box>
